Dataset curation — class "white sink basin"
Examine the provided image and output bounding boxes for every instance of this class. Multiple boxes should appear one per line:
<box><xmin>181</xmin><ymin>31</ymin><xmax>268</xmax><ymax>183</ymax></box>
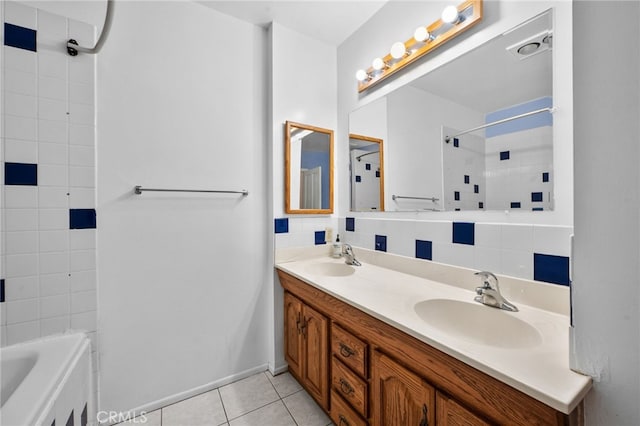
<box><xmin>304</xmin><ymin>262</ymin><xmax>355</xmax><ymax>277</ymax></box>
<box><xmin>414</xmin><ymin>299</ymin><xmax>542</xmax><ymax>349</ymax></box>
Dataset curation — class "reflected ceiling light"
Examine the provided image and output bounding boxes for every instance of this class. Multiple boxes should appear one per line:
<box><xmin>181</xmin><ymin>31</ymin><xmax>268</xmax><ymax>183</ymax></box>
<box><xmin>355</xmin><ymin>69</ymin><xmax>370</xmax><ymax>82</ymax></box>
<box><xmin>441</xmin><ymin>5</ymin><xmax>460</xmax><ymax>24</ymax></box>
<box><xmin>413</xmin><ymin>27</ymin><xmax>432</xmax><ymax>43</ymax></box>
<box><xmin>390</xmin><ymin>41</ymin><xmax>408</xmax><ymax>59</ymax></box>
<box><xmin>372</xmin><ymin>57</ymin><xmax>386</xmax><ymax>70</ymax></box>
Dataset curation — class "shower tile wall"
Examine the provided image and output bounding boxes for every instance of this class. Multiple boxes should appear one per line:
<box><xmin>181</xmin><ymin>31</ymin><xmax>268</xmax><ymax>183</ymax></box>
<box><xmin>1</xmin><ymin>2</ymin><xmax>97</xmax><ymax>359</ymax></box>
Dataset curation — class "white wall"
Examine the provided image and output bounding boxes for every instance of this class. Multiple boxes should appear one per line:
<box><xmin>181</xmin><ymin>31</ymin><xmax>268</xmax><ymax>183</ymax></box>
<box><xmin>269</xmin><ymin>22</ymin><xmax>338</xmax><ymax>371</ymax></box>
<box><xmin>97</xmin><ymin>2</ymin><xmax>269</xmax><ymax>413</ymax></box>
<box><xmin>572</xmin><ymin>2</ymin><xmax>640</xmax><ymax>425</ymax></box>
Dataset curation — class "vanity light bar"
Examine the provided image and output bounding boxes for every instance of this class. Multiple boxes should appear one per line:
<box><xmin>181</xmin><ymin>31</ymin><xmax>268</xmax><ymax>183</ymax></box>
<box><xmin>356</xmin><ymin>0</ymin><xmax>483</xmax><ymax>93</ymax></box>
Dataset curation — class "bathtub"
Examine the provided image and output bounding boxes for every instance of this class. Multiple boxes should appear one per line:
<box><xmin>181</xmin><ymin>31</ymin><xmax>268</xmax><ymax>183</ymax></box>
<box><xmin>1</xmin><ymin>332</ymin><xmax>94</xmax><ymax>426</ymax></box>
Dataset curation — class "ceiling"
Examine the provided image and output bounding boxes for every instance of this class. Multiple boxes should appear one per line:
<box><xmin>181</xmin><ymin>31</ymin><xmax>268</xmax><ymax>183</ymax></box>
<box><xmin>198</xmin><ymin>1</ymin><xmax>388</xmax><ymax>46</ymax></box>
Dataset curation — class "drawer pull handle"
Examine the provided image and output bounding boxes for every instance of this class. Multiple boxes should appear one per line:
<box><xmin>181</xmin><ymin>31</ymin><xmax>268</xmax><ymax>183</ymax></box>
<box><xmin>339</xmin><ymin>378</ymin><xmax>355</xmax><ymax>395</ymax></box>
<box><xmin>339</xmin><ymin>343</ymin><xmax>355</xmax><ymax>358</ymax></box>
<box><xmin>420</xmin><ymin>403</ymin><xmax>429</xmax><ymax>426</ymax></box>
<box><xmin>339</xmin><ymin>414</ymin><xmax>350</xmax><ymax>426</ymax></box>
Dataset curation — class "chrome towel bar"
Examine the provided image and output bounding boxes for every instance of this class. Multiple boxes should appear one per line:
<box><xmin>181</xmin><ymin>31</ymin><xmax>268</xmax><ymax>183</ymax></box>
<box><xmin>134</xmin><ymin>186</ymin><xmax>248</xmax><ymax>196</ymax></box>
<box><xmin>392</xmin><ymin>195</ymin><xmax>439</xmax><ymax>202</ymax></box>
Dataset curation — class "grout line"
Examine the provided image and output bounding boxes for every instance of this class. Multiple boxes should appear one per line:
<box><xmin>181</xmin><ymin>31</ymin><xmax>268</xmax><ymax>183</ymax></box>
<box><xmin>216</xmin><ymin>388</ymin><xmax>229</xmax><ymax>425</ymax></box>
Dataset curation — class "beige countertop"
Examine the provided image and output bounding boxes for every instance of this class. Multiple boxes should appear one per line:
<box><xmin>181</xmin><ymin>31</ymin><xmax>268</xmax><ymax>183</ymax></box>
<box><xmin>275</xmin><ymin>247</ymin><xmax>592</xmax><ymax>414</ymax></box>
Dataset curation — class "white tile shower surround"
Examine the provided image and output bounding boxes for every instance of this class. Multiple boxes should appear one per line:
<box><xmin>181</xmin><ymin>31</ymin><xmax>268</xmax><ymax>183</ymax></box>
<box><xmin>118</xmin><ymin>371</ymin><xmax>333</xmax><ymax>426</ymax></box>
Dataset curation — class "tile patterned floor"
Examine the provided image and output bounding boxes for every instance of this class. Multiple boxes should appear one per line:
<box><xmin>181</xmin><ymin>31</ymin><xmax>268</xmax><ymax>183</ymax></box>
<box><xmin>120</xmin><ymin>371</ymin><xmax>333</xmax><ymax>426</ymax></box>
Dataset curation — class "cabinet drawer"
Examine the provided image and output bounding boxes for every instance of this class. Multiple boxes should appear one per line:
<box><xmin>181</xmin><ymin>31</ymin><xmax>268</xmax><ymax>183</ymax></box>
<box><xmin>330</xmin><ymin>389</ymin><xmax>368</xmax><ymax>426</ymax></box>
<box><xmin>332</xmin><ymin>357</ymin><xmax>368</xmax><ymax>417</ymax></box>
<box><xmin>332</xmin><ymin>323</ymin><xmax>367</xmax><ymax>377</ymax></box>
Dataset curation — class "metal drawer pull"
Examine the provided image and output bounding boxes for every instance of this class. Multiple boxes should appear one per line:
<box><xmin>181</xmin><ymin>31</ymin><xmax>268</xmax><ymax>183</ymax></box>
<box><xmin>339</xmin><ymin>343</ymin><xmax>355</xmax><ymax>357</ymax></box>
<box><xmin>339</xmin><ymin>378</ymin><xmax>355</xmax><ymax>395</ymax></box>
<box><xmin>339</xmin><ymin>415</ymin><xmax>350</xmax><ymax>426</ymax></box>
<box><xmin>420</xmin><ymin>403</ymin><xmax>429</xmax><ymax>426</ymax></box>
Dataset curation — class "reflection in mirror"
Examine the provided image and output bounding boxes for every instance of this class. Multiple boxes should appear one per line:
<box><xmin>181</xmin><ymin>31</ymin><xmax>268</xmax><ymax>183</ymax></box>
<box><xmin>285</xmin><ymin>121</ymin><xmax>334</xmax><ymax>214</ymax></box>
<box><xmin>349</xmin><ymin>134</ymin><xmax>384</xmax><ymax>212</ymax></box>
<box><xmin>349</xmin><ymin>10</ymin><xmax>554</xmax><ymax>212</ymax></box>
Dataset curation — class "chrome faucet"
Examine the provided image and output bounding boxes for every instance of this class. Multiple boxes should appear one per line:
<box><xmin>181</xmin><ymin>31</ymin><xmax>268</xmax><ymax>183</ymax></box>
<box><xmin>474</xmin><ymin>271</ymin><xmax>518</xmax><ymax>312</ymax></box>
<box><xmin>342</xmin><ymin>244</ymin><xmax>361</xmax><ymax>266</ymax></box>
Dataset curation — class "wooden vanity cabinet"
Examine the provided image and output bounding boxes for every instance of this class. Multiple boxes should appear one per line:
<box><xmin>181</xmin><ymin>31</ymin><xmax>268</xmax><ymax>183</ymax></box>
<box><xmin>279</xmin><ymin>270</ymin><xmax>581</xmax><ymax>426</ymax></box>
<box><xmin>283</xmin><ymin>292</ymin><xmax>329</xmax><ymax>410</ymax></box>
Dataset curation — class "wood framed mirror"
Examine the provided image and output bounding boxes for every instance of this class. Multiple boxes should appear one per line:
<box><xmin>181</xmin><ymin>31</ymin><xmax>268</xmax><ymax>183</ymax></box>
<box><xmin>349</xmin><ymin>133</ymin><xmax>385</xmax><ymax>212</ymax></box>
<box><xmin>285</xmin><ymin>121</ymin><xmax>334</xmax><ymax>214</ymax></box>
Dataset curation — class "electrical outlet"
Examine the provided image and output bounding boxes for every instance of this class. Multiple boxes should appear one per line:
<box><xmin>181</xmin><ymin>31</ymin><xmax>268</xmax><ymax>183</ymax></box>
<box><xmin>325</xmin><ymin>227</ymin><xmax>333</xmax><ymax>242</ymax></box>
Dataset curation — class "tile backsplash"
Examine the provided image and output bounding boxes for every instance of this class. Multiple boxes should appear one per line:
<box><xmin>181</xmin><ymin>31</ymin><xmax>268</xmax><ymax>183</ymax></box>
<box><xmin>1</xmin><ymin>2</ymin><xmax>97</xmax><ymax>350</ymax></box>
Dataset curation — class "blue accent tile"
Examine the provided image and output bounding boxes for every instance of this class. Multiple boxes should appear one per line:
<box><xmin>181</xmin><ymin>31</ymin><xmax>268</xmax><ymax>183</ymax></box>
<box><xmin>479</xmin><ymin>202</ymin><xmax>484</xmax><ymax>209</ymax></box>
<box><xmin>70</xmin><ymin>209</ymin><xmax>96</xmax><ymax>229</ymax></box>
<box><xmin>355</xmin><ymin>175</ymin><xmax>361</xmax><ymax>183</ymax></box>
<box><xmin>464</xmin><ymin>175</ymin><xmax>470</xmax><ymax>184</ymax></box>
<box><xmin>542</xmin><ymin>172</ymin><xmax>550</xmax><ymax>182</ymax></box>
<box><xmin>365</xmin><ymin>163</ymin><xmax>371</xmax><ymax>170</ymax></box>
<box><xmin>531</xmin><ymin>192</ymin><xmax>543</xmax><ymax>202</ymax></box>
<box><xmin>474</xmin><ymin>184</ymin><xmax>479</xmax><ymax>194</ymax></box>
<box><xmin>510</xmin><ymin>202</ymin><xmax>521</xmax><ymax>208</ymax></box>
<box><xmin>375</xmin><ymin>171</ymin><xmax>380</xmax><ymax>178</ymax></box>
<box><xmin>5</xmin><ymin>162</ymin><xmax>37</xmax><ymax>185</ymax></box>
<box><xmin>453</xmin><ymin>138</ymin><xmax>459</xmax><ymax>147</ymax></box>
<box><xmin>532</xmin><ymin>207</ymin><xmax>544</xmax><ymax>211</ymax></box>
<box><xmin>454</xmin><ymin>191</ymin><xmax>460</xmax><ymax>201</ymax></box>
<box><xmin>375</xmin><ymin>235</ymin><xmax>387</xmax><ymax>252</ymax></box>
<box><xmin>0</xmin><ymin>279</ymin><xmax>5</xmax><ymax>303</ymax></box>
<box><xmin>346</xmin><ymin>217</ymin><xmax>355</xmax><ymax>232</ymax></box>
<box><xmin>455</xmin><ymin>208</ymin><xmax>461</xmax><ymax>211</ymax></box>
<box><xmin>4</xmin><ymin>23</ymin><xmax>37</xmax><ymax>52</ymax></box>
<box><xmin>534</xmin><ymin>253</ymin><xmax>570</xmax><ymax>285</ymax></box>
<box><xmin>452</xmin><ymin>222</ymin><xmax>474</xmax><ymax>245</ymax></box>
<box><xmin>500</xmin><ymin>151</ymin><xmax>510</xmax><ymax>161</ymax></box>
<box><xmin>274</xmin><ymin>218</ymin><xmax>289</xmax><ymax>233</ymax></box>
<box><xmin>315</xmin><ymin>231</ymin><xmax>326</xmax><ymax>245</ymax></box>
<box><xmin>415</xmin><ymin>240</ymin><xmax>432</xmax><ymax>260</ymax></box>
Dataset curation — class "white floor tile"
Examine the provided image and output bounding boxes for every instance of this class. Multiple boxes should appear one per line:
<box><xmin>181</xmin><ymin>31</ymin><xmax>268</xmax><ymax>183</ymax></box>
<box><xmin>162</xmin><ymin>389</ymin><xmax>227</xmax><ymax>426</ymax></box>
<box><xmin>283</xmin><ymin>390</ymin><xmax>331</xmax><ymax>426</ymax></box>
<box><xmin>228</xmin><ymin>401</ymin><xmax>295</xmax><ymax>426</ymax></box>
<box><xmin>265</xmin><ymin>371</ymin><xmax>302</xmax><ymax>398</ymax></box>
<box><xmin>219</xmin><ymin>372</ymin><xmax>280</xmax><ymax>420</ymax></box>
<box><xmin>117</xmin><ymin>409</ymin><xmax>161</xmax><ymax>426</ymax></box>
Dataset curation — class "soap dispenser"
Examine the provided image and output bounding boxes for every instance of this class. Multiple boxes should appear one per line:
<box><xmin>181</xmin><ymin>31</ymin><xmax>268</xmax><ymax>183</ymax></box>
<box><xmin>332</xmin><ymin>234</ymin><xmax>342</xmax><ymax>258</ymax></box>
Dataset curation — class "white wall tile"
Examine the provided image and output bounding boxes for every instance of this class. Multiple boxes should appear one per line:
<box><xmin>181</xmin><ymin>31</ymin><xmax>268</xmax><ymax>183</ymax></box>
<box><xmin>474</xmin><ymin>247</ymin><xmax>502</xmax><ymax>273</ymax></box>
<box><xmin>6</xmin><ymin>298</ymin><xmax>39</xmax><ymax>324</ymax></box>
<box><xmin>69</xmin><ymin>166</ymin><xmax>95</xmax><ymax>187</ymax></box>
<box><xmin>68</xmin><ymin>19</ymin><xmax>95</xmax><ymax>49</ymax></box>
<box><xmin>5</xmin><ymin>231</ymin><xmax>38</xmax><ymax>254</ymax></box>
<box><xmin>0</xmin><ymin>327</ymin><xmax>5</xmax><ymax>346</ymax></box>
<box><xmin>414</xmin><ymin>220</ymin><xmax>452</xmax><ymax>243</ymax></box>
<box><xmin>4</xmin><ymin>186</ymin><xmax>38</xmax><ymax>208</ymax></box>
<box><xmin>4</xmin><ymin>139</ymin><xmax>38</xmax><ymax>163</ymax></box>
<box><xmin>6</xmin><ymin>320</ymin><xmax>40</xmax><ymax>345</ymax></box>
<box><xmin>38</xmin><ymin>119</ymin><xmax>68</xmax><ymax>143</ymax></box>
<box><xmin>40</xmin><ymin>230</ymin><xmax>68</xmax><ymax>252</ymax></box>
<box><xmin>39</xmin><ymin>252</ymin><xmax>68</xmax><ymax>274</ymax></box>
<box><xmin>5</xmin><ymin>254</ymin><xmax>38</xmax><ymax>278</ymax></box>
<box><xmin>68</xmin><ymin>54</ymin><xmax>94</xmax><ymax>85</ymax></box>
<box><xmin>5</xmin><ymin>209</ymin><xmax>38</xmax><ymax>231</ymax></box>
<box><xmin>4</xmin><ymin>92</ymin><xmax>37</xmax><ymax>118</ymax></box>
<box><xmin>40</xmin><ymin>294</ymin><xmax>70</xmax><ymax>319</ymax></box>
<box><xmin>39</xmin><ymin>142</ymin><xmax>68</xmax><ymax>165</ymax></box>
<box><xmin>71</xmin><ymin>311</ymin><xmax>96</xmax><ymax>332</ymax></box>
<box><xmin>39</xmin><ymin>209</ymin><xmax>68</xmax><ymax>230</ymax></box>
<box><xmin>39</xmin><ymin>186</ymin><xmax>69</xmax><ymax>208</ymax></box>
<box><xmin>40</xmin><ymin>273</ymin><xmax>70</xmax><ymax>297</ymax></box>
<box><xmin>4</xmin><ymin>115</ymin><xmax>37</xmax><ymax>141</ymax></box>
<box><xmin>4</xmin><ymin>276</ymin><xmax>38</xmax><ymax>301</ymax></box>
<box><xmin>37</xmin><ymin>9</ymin><xmax>67</xmax><ymax>40</ymax></box>
<box><xmin>69</xmin><ymin>124</ymin><xmax>94</xmax><ymax>146</ymax></box>
<box><xmin>39</xmin><ymin>164</ymin><xmax>68</xmax><ymax>186</ymax></box>
<box><xmin>69</xmin><ymin>145</ymin><xmax>94</xmax><ymax>167</ymax></box>
<box><xmin>70</xmin><ymin>82</ymin><xmax>94</xmax><ymax>105</ymax></box>
<box><xmin>501</xmin><ymin>249</ymin><xmax>533</xmax><ymax>280</ymax></box>
<box><xmin>70</xmin><ymin>250</ymin><xmax>95</xmax><ymax>271</ymax></box>
<box><xmin>69</xmin><ymin>187</ymin><xmax>95</xmax><ymax>208</ymax></box>
<box><xmin>474</xmin><ymin>223</ymin><xmax>502</xmax><ymax>248</ymax></box>
<box><xmin>39</xmin><ymin>75</ymin><xmax>67</xmax><ymax>101</ymax></box>
<box><xmin>501</xmin><ymin>224</ymin><xmax>533</xmax><ymax>251</ymax></box>
<box><xmin>71</xmin><ymin>291</ymin><xmax>96</xmax><ymax>314</ymax></box>
<box><xmin>3</xmin><ymin>47</ymin><xmax>37</xmax><ymax>74</ymax></box>
<box><xmin>533</xmin><ymin>225</ymin><xmax>572</xmax><ymax>256</ymax></box>
<box><xmin>70</xmin><ymin>270</ymin><xmax>96</xmax><ymax>292</ymax></box>
<box><xmin>70</xmin><ymin>229</ymin><xmax>95</xmax><ymax>250</ymax></box>
<box><xmin>40</xmin><ymin>315</ymin><xmax>70</xmax><ymax>336</ymax></box>
<box><xmin>38</xmin><ymin>97</ymin><xmax>68</xmax><ymax>122</ymax></box>
<box><xmin>38</xmin><ymin>51</ymin><xmax>67</xmax><ymax>80</ymax></box>
<box><xmin>5</xmin><ymin>1</ymin><xmax>37</xmax><ymax>28</ymax></box>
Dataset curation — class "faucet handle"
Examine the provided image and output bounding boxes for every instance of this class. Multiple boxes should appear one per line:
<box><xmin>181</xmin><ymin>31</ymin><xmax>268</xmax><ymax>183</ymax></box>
<box><xmin>474</xmin><ymin>271</ymin><xmax>498</xmax><ymax>289</ymax></box>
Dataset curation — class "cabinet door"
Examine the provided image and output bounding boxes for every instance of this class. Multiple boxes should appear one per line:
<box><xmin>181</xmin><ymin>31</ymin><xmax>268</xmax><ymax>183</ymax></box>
<box><xmin>372</xmin><ymin>351</ymin><xmax>435</xmax><ymax>426</ymax></box>
<box><xmin>436</xmin><ymin>392</ymin><xmax>491</xmax><ymax>426</ymax></box>
<box><xmin>302</xmin><ymin>303</ymin><xmax>329</xmax><ymax>409</ymax></box>
<box><xmin>284</xmin><ymin>292</ymin><xmax>303</xmax><ymax>379</ymax></box>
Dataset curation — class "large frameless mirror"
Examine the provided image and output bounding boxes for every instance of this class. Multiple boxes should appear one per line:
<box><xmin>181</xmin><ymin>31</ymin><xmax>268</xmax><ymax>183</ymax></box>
<box><xmin>285</xmin><ymin>121</ymin><xmax>334</xmax><ymax>214</ymax></box>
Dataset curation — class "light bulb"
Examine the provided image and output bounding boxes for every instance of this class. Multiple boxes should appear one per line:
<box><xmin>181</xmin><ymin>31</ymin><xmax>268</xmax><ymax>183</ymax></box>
<box><xmin>414</xmin><ymin>26</ymin><xmax>430</xmax><ymax>42</ymax></box>
<box><xmin>355</xmin><ymin>69</ymin><xmax>368</xmax><ymax>82</ymax></box>
<box><xmin>390</xmin><ymin>42</ymin><xmax>407</xmax><ymax>59</ymax></box>
<box><xmin>441</xmin><ymin>5</ymin><xmax>459</xmax><ymax>24</ymax></box>
<box><xmin>372</xmin><ymin>57</ymin><xmax>385</xmax><ymax>71</ymax></box>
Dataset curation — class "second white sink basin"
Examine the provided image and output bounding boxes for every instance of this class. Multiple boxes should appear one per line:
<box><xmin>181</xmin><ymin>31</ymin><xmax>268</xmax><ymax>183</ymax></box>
<box><xmin>304</xmin><ymin>262</ymin><xmax>355</xmax><ymax>277</ymax></box>
<box><xmin>414</xmin><ymin>299</ymin><xmax>542</xmax><ymax>349</ymax></box>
